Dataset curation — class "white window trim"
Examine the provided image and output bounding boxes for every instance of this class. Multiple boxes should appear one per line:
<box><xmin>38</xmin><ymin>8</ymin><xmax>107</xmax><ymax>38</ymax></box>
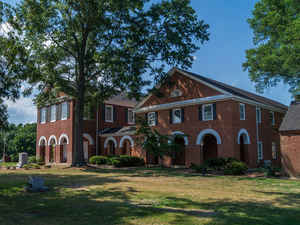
<box><xmin>256</xmin><ymin>107</ymin><xmax>261</xmax><ymax>123</ymax></box>
<box><xmin>170</xmin><ymin>89</ymin><xmax>182</xmax><ymax>98</ymax></box>
<box><xmin>128</xmin><ymin>109</ymin><xmax>135</xmax><ymax>124</ymax></box>
<box><xmin>172</xmin><ymin>108</ymin><xmax>182</xmax><ymax>124</ymax></box>
<box><xmin>50</xmin><ymin>105</ymin><xmax>57</xmax><ymax>122</ymax></box>
<box><xmin>61</xmin><ymin>102</ymin><xmax>68</xmax><ymax>120</ymax></box>
<box><xmin>148</xmin><ymin>112</ymin><xmax>156</xmax><ymax>126</ymax></box>
<box><xmin>105</xmin><ymin>105</ymin><xmax>113</xmax><ymax>123</ymax></box>
<box><xmin>272</xmin><ymin>142</ymin><xmax>277</xmax><ymax>159</ymax></box>
<box><xmin>202</xmin><ymin>104</ymin><xmax>213</xmax><ymax>121</ymax></box>
<box><xmin>271</xmin><ymin>111</ymin><xmax>275</xmax><ymax>126</ymax></box>
<box><xmin>41</xmin><ymin>108</ymin><xmax>47</xmax><ymax>124</ymax></box>
<box><xmin>257</xmin><ymin>142</ymin><xmax>263</xmax><ymax>160</ymax></box>
<box><xmin>240</xmin><ymin>103</ymin><xmax>246</xmax><ymax>120</ymax></box>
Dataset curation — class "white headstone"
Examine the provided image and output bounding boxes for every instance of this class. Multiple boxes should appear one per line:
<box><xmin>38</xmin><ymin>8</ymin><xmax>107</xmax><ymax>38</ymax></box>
<box><xmin>16</xmin><ymin>152</ymin><xmax>28</xmax><ymax>168</ymax></box>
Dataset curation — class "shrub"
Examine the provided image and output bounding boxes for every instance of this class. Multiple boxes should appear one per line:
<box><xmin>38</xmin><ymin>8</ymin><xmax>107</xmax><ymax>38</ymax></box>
<box><xmin>113</xmin><ymin>155</ymin><xmax>145</xmax><ymax>167</ymax></box>
<box><xmin>89</xmin><ymin>156</ymin><xmax>108</xmax><ymax>165</ymax></box>
<box><xmin>28</xmin><ymin>156</ymin><xmax>37</xmax><ymax>164</ymax></box>
<box><xmin>190</xmin><ymin>163</ymin><xmax>209</xmax><ymax>174</ymax></box>
<box><xmin>37</xmin><ymin>158</ymin><xmax>45</xmax><ymax>165</ymax></box>
<box><xmin>23</xmin><ymin>163</ymin><xmax>40</xmax><ymax>170</ymax></box>
<box><xmin>224</xmin><ymin>161</ymin><xmax>248</xmax><ymax>175</ymax></box>
<box><xmin>10</xmin><ymin>154</ymin><xmax>18</xmax><ymax>162</ymax></box>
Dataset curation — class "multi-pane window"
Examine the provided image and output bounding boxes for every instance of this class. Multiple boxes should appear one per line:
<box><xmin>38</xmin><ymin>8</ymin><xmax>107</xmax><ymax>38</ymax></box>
<box><xmin>257</xmin><ymin>142</ymin><xmax>263</xmax><ymax>160</ymax></box>
<box><xmin>172</xmin><ymin>108</ymin><xmax>182</xmax><ymax>124</ymax></box>
<box><xmin>50</xmin><ymin>105</ymin><xmax>56</xmax><ymax>122</ymax></box>
<box><xmin>272</xmin><ymin>142</ymin><xmax>277</xmax><ymax>159</ymax></box>
<box><xmin>256</xmin><ymin>107</ymin><xmax>261</xmax><ymax>123</ymax></box>
<box><xmin>61</xmin><ymin>102</ymin><xmax>68</xmax><ymax>120</ymax></box>
<box><xmin>105</xmin><ymin>105</ymin><xmax>113</xmax><ymax>122</ymax></box>
<box><xmin>240</xmin><ymin>103</ymin><xmax>245</xmax><ymax>120</ymax></box>
<box><xmin>202</xmin><ymin>104</ymin><xmax>213</xmax><ymax>121</ymax></box>
<box><xmin>148</xmin><ymin>112</ymin><xmax>156</xmax><ymax>126</ymax></box>
<box><xmin>270</xmin><ymin>111</ymin><xmax>275</xmax><ymax>126</ymax></box>
<box><xmin>128</xmin><ymin>109</ymin><xmax>135</xmax><ymax>124</ymax></box>
<box><xmin>41</xmin><ymin>107</ymin><xmax>47</xmax><ymax>123</ymax></box>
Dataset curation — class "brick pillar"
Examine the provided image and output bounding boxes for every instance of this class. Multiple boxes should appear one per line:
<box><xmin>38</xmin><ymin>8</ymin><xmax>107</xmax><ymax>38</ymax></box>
<box><xmin>185</xmin><ymin>145</ymin><xmax>202</xmax><ymax>167</ymax></box>
<box><xmin>45</xmin><ymin>145</ymin><xmax>50</xmax><ymax>164</ymax></box>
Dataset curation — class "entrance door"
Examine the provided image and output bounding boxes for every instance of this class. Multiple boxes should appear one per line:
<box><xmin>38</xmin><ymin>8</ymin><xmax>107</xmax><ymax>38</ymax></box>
<box><xmin>173</xmin><ymin>136</ymin><xmax>185</xmax><ymax>165</ymax></box>
<box><xmin>203</xmin><ymin>134</ymin><xmax>218</xmax><ymax>161</ymax></box>
<box><xmin>84</xmin><ymin>141</ymin><xmax>89</xmax><ymax>162</ymax></box>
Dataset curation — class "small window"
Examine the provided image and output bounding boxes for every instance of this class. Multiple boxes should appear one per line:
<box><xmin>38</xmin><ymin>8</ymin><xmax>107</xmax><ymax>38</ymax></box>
<box><xmin>172</xmin><ymin>108</ymin><xmax>182</xmax><ymax>124</ymax></box>
<box><xmin>240</xmin><ymin>103</ymin><xmax>245</xmax><ymax>120</ymax></box>
<box><xmin>61</xmin><ymin>102</ymin><xmax>68</xmax><ymax>120</ymax></box>
<box><xmin>41</xmin><ymin>107</ymin><xmax>47</xmax><ymax>123</ymax></box>
<box><xmin>202</xmin><ymin>104</ymin><xmax>213</xmax><ymax>121</ymax></box>
<box><xmin>256</xmin><ymin>107</ymin><xmax>261</xmax><ymax>123</ymax></box>
<box><xmin>170</xmin><ymin>89</ymin><xmax>182</xmax><ymax>98</ymax></box>
<box><xmin>257</xmin><ymin>142</ymin><xmax>263</xmax><ymax>160</ymax></box>
<box><xmin>272</xmin><ymin>142</ymin><xmax>277</xmax><ymax>159</ymax></box>
<box><xmin>128</xmin><ymin>109</ymin><xmax>135</xmax><ymax>124</ymax></box>
<box><xmin>270</xmin><ymin>111</ymin><xmax>275</xmax><ymax>126</ymax></box>
<box><xmin>148</xmin><ymin>112</ymin><xmax>156</xmax><ymax>126</ymax></box>
<box><xmin>50</xmin><ymin>105</ymin><xmax>56</xmax><ymax>122</ymax></box>
<box><xmin>105</xmin><ymin>105</ymin><xmax>113</xmax><ymax>122</ymax></box>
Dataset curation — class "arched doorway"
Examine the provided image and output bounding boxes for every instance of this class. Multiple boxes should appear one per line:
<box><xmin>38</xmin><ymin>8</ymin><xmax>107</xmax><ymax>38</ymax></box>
<box><xmin>38</xmin><ymin>136</ymin><xmax>47</xmax><ymax>163</ymax></box>
<box><xmin>173</xmin><ymin>136</ymin><xmax>186</xmax><ymax>165</ymax></box>
<box><xmin>108</xmin><ymin>140</ymin><xmax>116</xmax><ymax>155</ymax></box>
<box><xmin>237</xmin><ymin>129</ymin><xmax>250</xmax><ymax>164</ymax></box>
<box><xmin>49</xmin><ymin>139</ymin><xmax>56</xmax><ymax>163</ymax></box>
<box><xmin>202</xmin><ymin>134</ymin><xmax>218</xmax><ymax>161</ymax></box>
<box><xmin>61</xmin><ymin>138</ymin><xmax>68</xmax><ymax>163</ymax></box>
<box><xmin>122</xmin><ymin>139</ymin><xmax>132</xmax><ymax>155</ymax></box>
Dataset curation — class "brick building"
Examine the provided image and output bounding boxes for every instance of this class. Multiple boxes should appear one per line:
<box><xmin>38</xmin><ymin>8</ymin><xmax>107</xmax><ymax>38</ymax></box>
<box><xmin>280</xmin><ymin>94</ymin><xmax>300</xmax><ymax>177</ymax></box>
<box><xmin>36</xmin><ymin>68</ymin><xmax>287</xmax><ymax>168</ymax></box>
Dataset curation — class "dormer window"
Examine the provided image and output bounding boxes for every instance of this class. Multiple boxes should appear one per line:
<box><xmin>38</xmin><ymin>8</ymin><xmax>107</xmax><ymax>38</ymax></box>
<box><xmin>170</xmin><ymin>89</ymin><xmax>182</xmax><ymax>98</ymax></box>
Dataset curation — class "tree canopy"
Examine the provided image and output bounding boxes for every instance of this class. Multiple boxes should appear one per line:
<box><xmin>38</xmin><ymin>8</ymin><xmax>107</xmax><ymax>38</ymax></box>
<box><xmin>2</xmin><ymin>0</ymin><xmax>209</xmax><ymax>164</ymax></box>
<box><xmin>243</xmin><ymin>0</ymin><xmax>300</xmax><ymax>93</ymax></box>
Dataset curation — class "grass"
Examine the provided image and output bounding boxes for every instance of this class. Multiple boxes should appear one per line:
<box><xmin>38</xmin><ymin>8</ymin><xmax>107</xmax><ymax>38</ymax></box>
<box><xmin>0</xmin><ymin>162</ymin><xmax>17</xmax><ymax>167</ymax></box>
<box><xmin>0</xmin><ymin>166</ymin><xmax>300</xmax><ymax>225</ymax></box>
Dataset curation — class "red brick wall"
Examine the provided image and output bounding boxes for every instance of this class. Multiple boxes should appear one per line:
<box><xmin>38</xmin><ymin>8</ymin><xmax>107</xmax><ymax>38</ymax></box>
<box><xmin>142</xmin><ymin>72</ymin><xmax>222</xmax><ymax>107</ymax></box>
<box><xmin>280</xmin><ymin>131</ymin><xmax>300</xmax><ymax>177</ymax></box>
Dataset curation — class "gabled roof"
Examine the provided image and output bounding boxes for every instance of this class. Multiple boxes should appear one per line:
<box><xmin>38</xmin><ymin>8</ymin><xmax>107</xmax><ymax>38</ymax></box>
<box><xmin>280</xmin><ymin>102</ymin><xmax>300</xmax><ymax>132</ymax></box>
<box><xmin>136</xmin><ymin>67</ymin><xmax>287</xmax><ymax>111</ymax></box>
<box><xmin>105</xmin><ymin>93</ymin><xmax>137</xmax><ymax>107</ymax></box>
<box><xmin>98</xmin><ymin>126</ymin><xmax>136</xmax><ymax>137</ymax></box>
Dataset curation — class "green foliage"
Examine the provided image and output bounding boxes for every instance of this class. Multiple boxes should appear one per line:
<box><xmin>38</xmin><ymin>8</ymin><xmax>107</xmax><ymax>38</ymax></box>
<box><xmin>136</xmin><ymin>117</ymin><xmax>186</xmax><ymax>161</ymax></box>
<box><xmin>243</xmin><ymin>0</ymin><xmax>300</xmax><ymax>93</ymax></box>
<box><xmin>1</xmin><ymin>0</ymin><xmax>209</xmax><ymax>164</ymax></box>
<box><xmin>0</xmin><ymin>123</ymin><xmax>37</xmax><ymax>159</ymax></box>
<box><xmin>22</xmin><ymin>163</ymin><xmax>40</xmax><ymax>170</ymax></box>
<box><xmin>224</xmin><ymin>161</ymin><xmax>248</xmax><ymax>175</ymax></box>
<box><xmin>28</xmin><ymin>156</ymin><xmax>37</xmax><ymax>164</ymax></box>
<box><xmin>89</xmin><ymin>156</ymin><xmax>108</xmax><ymax>165</ymax></box>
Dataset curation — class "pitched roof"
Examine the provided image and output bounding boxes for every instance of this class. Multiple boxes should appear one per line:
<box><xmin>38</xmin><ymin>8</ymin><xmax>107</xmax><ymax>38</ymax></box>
<box><xmin>279</xmin><ymin>102</ymin><xmax>300</xmax><ymax>132</ymax></box>
<box><xmin>105</xmin><ymin>93</ymin><xmax>137</xmax><ymax>107</ymax></box>
<box><xmin>98</xmin><ymin>126</ymin><xmax>136</xmax><ymax>136</ymax></box>
<box><xmin>180</xmin><ymin>69</ymin><xmax>287</xmax><ymax>110</ymax></box>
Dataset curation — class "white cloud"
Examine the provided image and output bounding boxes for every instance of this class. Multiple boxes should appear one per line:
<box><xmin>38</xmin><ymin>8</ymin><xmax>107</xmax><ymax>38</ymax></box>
<box><xmin>5</xmin><ymin>96</ymin><xmax>36</xmax><ymax>124</ymax></box>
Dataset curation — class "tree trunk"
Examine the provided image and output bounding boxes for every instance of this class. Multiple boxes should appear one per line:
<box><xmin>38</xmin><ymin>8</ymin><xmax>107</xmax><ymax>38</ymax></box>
<box><xmin>73</xmin><ymin>81</ymin><xmax>85</xmax><ymax>165</ymax></box>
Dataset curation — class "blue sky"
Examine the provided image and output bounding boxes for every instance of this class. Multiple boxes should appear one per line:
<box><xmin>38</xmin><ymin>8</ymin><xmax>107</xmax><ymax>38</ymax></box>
<box><xmin>4</xmin><ymin>0</ymin><xmax>292</xmax><ymax>124</ymax></box>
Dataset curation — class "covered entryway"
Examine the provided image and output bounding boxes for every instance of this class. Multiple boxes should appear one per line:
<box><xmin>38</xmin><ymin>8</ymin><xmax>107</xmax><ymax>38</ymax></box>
<box><xmin>237</xmin><ymin>129</ymin><xmax>250</xmax><ymax>163</ymax></box>
<box><xmin>120</xmin><ymin>136</ymin><xmax>134</xmax><ymax>156</ymax></box>
<box><xmin>104</xmin><ymin>137</ymin><xmax>118</xmax><ymax>156</ymax></box>
<box><xmin>58</xmin><ymin>134</ymin><xmax>69</xmax><ymax>163</ymax></box>
<box><xmin>38</xmin><ymin>136</ymin><xmax>47</xmax><ymax>163</ymax></box>
<box><xmin>173</xmin><ymin>136</ymin><xmax>186</xmax><ymax>165</ymax></box>
<box><xmin>48</xmin><ymin>135</ymin><xmax>57</xmax><ymax>163</ymax></box>
<box><xmin>82</xmin><ymin>133</ymin><xmax>95</xmax><ymax>162</ymax></box>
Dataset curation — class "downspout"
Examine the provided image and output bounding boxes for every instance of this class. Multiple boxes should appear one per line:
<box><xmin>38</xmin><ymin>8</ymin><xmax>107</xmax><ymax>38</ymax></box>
<box><xmin>96</xmin><ymin>100</ymin><xmax>99</xmax><ymax>156</ymax></box>
<box><xmin>256</xmin><ymin>106</ymin><xmax>260</xmax><ymax>163</ymax></box>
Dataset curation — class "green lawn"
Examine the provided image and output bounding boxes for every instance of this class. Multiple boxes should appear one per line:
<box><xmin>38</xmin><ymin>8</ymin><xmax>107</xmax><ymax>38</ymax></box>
<box><xmin>0</xmin><ymin>167</ymin><xmax>299</xmax><ymax>225</ymax></box>
<box><xmin>0</xmin><ymin>162</ymin><xmax>17</xmax><ymax>167</ymax></box>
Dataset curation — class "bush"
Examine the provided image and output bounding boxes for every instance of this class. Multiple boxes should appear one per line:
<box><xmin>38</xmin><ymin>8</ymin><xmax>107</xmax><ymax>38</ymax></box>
<box><xmin>23</xmin><ymin>163</ymin><xmax>40</xmax><ymax>170</ymax></box>
<box><xmin>28</xmin><ymin>156</ymin><xmax>37</xmax><ymax>163</ymax></box>
<box><xmin>113</xmin><ymin>155</ymin><xmax>145</xmax><ymax>167</ymax></box>
<box><xmin>37</xmin><ymin>158</ymin><xmax>45</xmax><ymax>165</ymax></box>
<box><xmin>10</xmin><ymin>154</ymin><xmax>18</xmax><ymax>162</ymax></box>
<box><xmin>224</xmin><ymin>161</ymin><xmax>248</xmax><ymax>175</ymax></box>
<box><xmin>203</xmin><ymin>157</ymin><xmax>239</xmax><ymax>170</ymax></box>
<box><xmin>190</xmin><ymin>163</ymin><xmax>209</xmax><ymax>174</ymax></box>
<box><xmin>89</xmin><ymin>156</ymin><xmax>108</xmax><ymax>165</ymax></box>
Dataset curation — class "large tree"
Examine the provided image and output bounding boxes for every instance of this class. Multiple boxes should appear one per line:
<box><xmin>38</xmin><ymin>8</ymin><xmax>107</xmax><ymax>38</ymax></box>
<box><xmin>4</xmin><ymin>0</ymin><xmax>209</xmax><ymax>164</ymax></box>
<box><xmin>243</xmin><ymin>0</ymin><xmax>300</xmax><ymax>93</ymax></box>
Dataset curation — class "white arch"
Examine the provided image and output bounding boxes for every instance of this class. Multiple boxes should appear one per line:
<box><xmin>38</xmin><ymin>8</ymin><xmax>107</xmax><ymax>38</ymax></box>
<box><xmin>237</xmin><ymin>129</ymin><xmax>251</xmax><ymax>144</ymax></box>
<box><xmin>196</xmin><ymin>129</ymin><xmax>222</xmax><ymax>145</ymax></box>
<box><xmin>104</xmin><ymin>136</ymin><xmax>118</xmax><ymax>148</ymax></box>
<box><xmin>171</xmin><ymin>131</ymin><xmax>189</xmax><ymax>146</ymax></box>
<box><xmin>48</xmin><ymin>135</ymin><xmax>58</xmax><ymax>146</ymax></box>
<box><xmin>120</xmin><ymin>136</ymin><xmax>134</xmax><ymax>148</ymax></box>
<box><xmin>58</xmin><ymin>133</ymin><xmax>70</xmax><ymax>145</ymax></box>
<box><xmin>83</xmin><ymin>133</ymin><xmax>94</xmax><ymax>145</ymax></box>
<box><xmin>38</xmin><ymin>136</ymin><xmax>47</xmax><ymax>146</ymax></box>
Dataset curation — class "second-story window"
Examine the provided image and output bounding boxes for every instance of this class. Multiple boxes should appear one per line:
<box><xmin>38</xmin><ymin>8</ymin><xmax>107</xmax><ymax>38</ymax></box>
<box><xmin>61</xmin><ymin>102</ymin><xmax>68</xmax><ymax>120</ymax></box>
<box><xmin>270</xmin><ymin>111</ymin><xmax>275</xmax><ymax>126</ymax></box>
<box><xmin>105</xmin><ymin>105</ymin><xmax>113</xmax><ymax>122</ymax></box>
<box><xmin>202</xmin><ymin>104</ymin><xmax>213</xmax><ymax>121</ymax></box>
<box><xmin>172</xmin><ymin>108</ymin><xmax>182</xmax><ymax>124</ymax></box>
<box><xmin>240</xmin><ymin>103</ymin><xmax>245</xmax><ymax>120</ymax></box>
<box><xmin>256</xmin><ymin>107</ymin><xmax>261</xmax><ymax>123</ymax></box>
<box><xmin>148</xmin><ymin>112</ymin><xmax>156</xmax><ymax>126</ymax></box>
<box><xmin>128</xmin><ymin>109</ymin><xmax>135</xmax><ymax>124</ymax></box>
<box><xmin>41</xmin><ymin>107</ymin><xmax>47</xmax><ymax>123</ymax></box>
<box><xmin>50</xmin><ymin>105</ymin><xmax>57</xmax><ymax>122</ymax></box>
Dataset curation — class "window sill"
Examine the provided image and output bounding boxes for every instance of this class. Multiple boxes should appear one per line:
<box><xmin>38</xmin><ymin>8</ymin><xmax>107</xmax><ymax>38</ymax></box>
<box><xmin>105</xmin><ymin>120</ymin><xmax>113</xmax><ymax>123</ymax></box>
